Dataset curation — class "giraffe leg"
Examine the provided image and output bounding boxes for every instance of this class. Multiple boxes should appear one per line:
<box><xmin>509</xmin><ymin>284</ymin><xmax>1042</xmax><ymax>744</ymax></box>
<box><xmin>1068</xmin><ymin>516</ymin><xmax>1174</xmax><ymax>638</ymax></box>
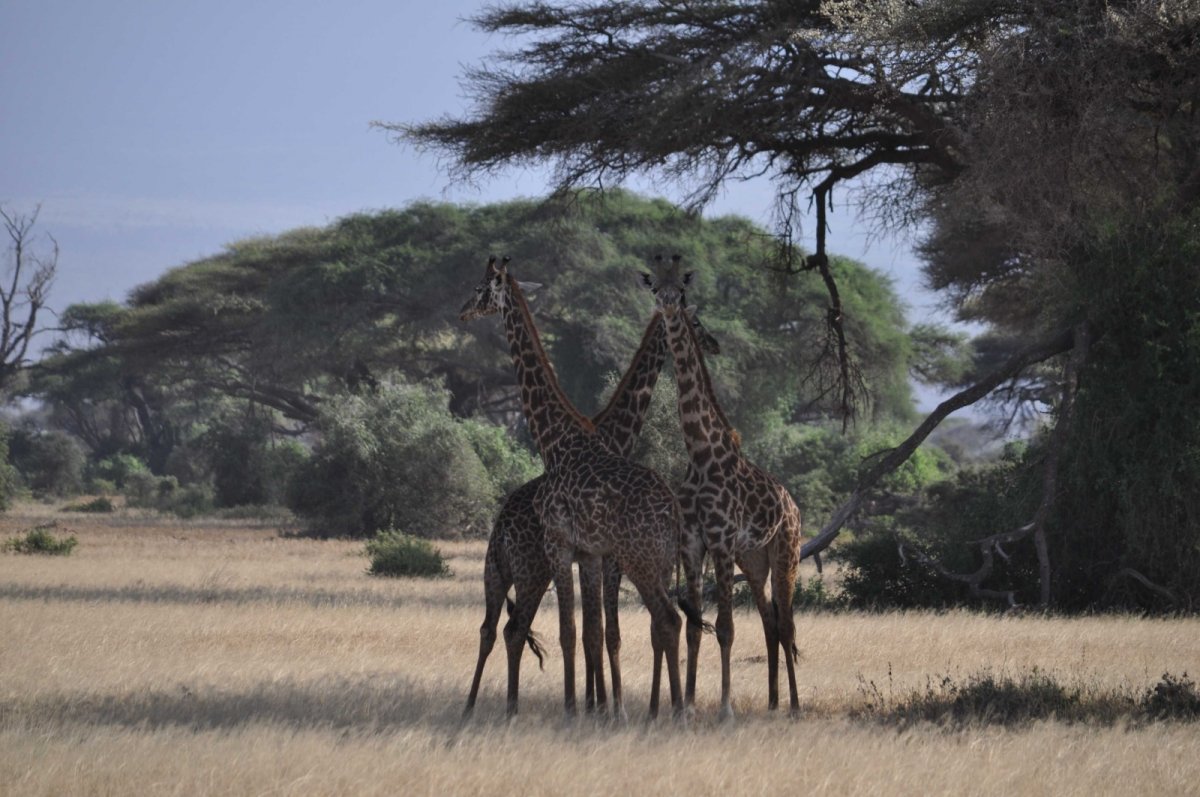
<box><xmin>740</xmin><ymin>547</ymin><xmax>779</xmax><ymax>711</ymax></box>
<box><xmin>579</xmin><ymin>555</ymin><xmax>606</xmax><ymax>714</ymax></box>
<box><xmin>771</xmin><ymin>536</ymin><xmax>802</xmax><ymax>718</ymax></box>
<box><xmin>502</xmin><ymin>575</ymin><xmax>549</xmax><ymax>717</ymax></box>
<box><xmin>602</xmin><ymin>556</ymin><xmax>627</xmax><ymax>723</ymax></box>
<box><xmin>713</xmin><ymin>553</ymin><xmax>737</xmax><ymax>722</ymax></box>
<box><xmin>680</xmin><ymin>532</ymin><xmax>706</xmax><ymax>709</ymax></box>
<box><xmin>545</xmin><ymin>542</ymin><xmax>578</xmax><ymax>719</ymax></box>
<box><xmin>464</xmin><ymin>542</ymin><xmax>506</xmax><ymax>718</ymax></box>
<box><xmin>648</xmin><ymin>619</ymin><xmax>663</xmax><ymax>721</ymax></box>
<box><xmin>652</xmin><ymin>587</ymin><xmax>686</xmax><ymax>723</ymax></box>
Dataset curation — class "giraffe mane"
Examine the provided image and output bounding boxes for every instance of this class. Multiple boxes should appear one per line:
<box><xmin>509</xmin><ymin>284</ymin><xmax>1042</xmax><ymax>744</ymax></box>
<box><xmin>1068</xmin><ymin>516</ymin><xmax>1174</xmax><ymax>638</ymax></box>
<box><xmin>677</xmin><ymin>303</ymin><xmax>740</xmax><ymax>449</ymax></box>
<box><xmin>506</xmin><ymin>276</ymin><xmax>596</xmax><ymax>434</ymax></box>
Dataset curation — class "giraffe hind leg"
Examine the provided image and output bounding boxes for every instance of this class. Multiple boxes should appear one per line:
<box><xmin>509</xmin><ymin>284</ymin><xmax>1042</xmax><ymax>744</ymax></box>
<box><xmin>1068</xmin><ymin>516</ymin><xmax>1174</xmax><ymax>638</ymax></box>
<box><xmin>465</xmin><ymin>541</ymin><xmax>508</xmax><ymax>718</ymax></box>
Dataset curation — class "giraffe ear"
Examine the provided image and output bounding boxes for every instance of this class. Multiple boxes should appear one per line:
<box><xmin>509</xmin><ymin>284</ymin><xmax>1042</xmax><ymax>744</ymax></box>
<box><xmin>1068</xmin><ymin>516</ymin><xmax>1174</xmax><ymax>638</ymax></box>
<box><xmin>639</xmin><ymin>272</ymin><xmax>655</xmax><ymax>290</ymax></box>
<box><xmin>516</xmin><ymin>281</ymin><xmax>542</xmax><ymax>294</ymax></box>
<box><xmin>684</xmin><ymin>304</ymin><xmax>699</xmax><ymax>317</ymax></box>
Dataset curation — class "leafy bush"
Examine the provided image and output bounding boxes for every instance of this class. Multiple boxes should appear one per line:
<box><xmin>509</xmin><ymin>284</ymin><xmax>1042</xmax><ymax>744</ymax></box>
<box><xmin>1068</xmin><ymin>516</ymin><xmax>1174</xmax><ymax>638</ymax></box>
<box><xmin>89</xmin><ymin>453</ymin><xmax>148</xmax><ymax>489</ymax></box>
<box><xmin>365</xmin><ymin>530</ymin><xmax>451</xmax><ymax>578</ymax></box>
<box><xmin>62</xmin><ymin>496</ymin><xmax>115</xmax><ymax>513</ymax></box>
<box><xmin>124</xmin><ymin>472</ymin><xmax>214</xmax><ymax>518</ymax></box>
<box><xmin>0</xmin><ymin>423</ymin><xmax>21</xmax><ymax>511</ymax></box>
<box><xmin>8</xmin><ymin>429</ymin><xmax>85</xmax><ymax>498</ymax></box>
<box><xmin>460</xmin><ymin>419</ymin><xmax>541</xmax><ymax>497</ymax></box>
<box><xmin>198</xmin><ymin>415</ymin><xmax>308</xmax><ymax>508</ymax></box>
<box><xmin>835</xmin><ymin>449</ymin><xmax>1039</xmax><ymax>609</ymax></box>
<box><xmin>4</xmin><ymin>523</ymin><xmax>78</xmax><ymax>555</ymax></box>
<box><xmin>288</xmin><ymin>381</ymin><xmax>502</xmax><ymax>538</ymax></box>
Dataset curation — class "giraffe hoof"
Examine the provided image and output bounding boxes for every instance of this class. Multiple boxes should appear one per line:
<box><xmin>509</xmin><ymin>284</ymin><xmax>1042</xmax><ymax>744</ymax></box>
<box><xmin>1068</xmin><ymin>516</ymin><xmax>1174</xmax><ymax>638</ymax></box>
<box><xmin>718</xmin><ymin>703</ymin><xmax>736</xmax><ymax>724</ymax></box>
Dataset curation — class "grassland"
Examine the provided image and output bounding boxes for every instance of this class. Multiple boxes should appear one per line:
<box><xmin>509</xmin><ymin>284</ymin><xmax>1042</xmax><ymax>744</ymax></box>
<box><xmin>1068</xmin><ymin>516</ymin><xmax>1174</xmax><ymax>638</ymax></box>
<box><xmin>2</xmin><ymin>503</ymin><xmax>1198</xmax><ymax>796</ymax></box>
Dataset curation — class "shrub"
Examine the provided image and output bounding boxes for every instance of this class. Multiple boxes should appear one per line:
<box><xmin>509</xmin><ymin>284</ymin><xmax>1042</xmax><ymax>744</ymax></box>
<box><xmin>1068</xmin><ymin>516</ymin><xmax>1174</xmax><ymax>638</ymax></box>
<box><xmin>0</xmin><ymin>423</ymin><xmax>21</xmax><ymax>511</ymax></box>
<box><xmin>365</xmin><ymin>530</ymin><xmax>451</xmax><ymax>577</ymax></box>
<box><xmin>62</xmin><ymin>496</ymin><xmax>115</xmax><ymax>513</ymax></box>
<box><xmin>89</xmin><ymin>453</ymin><xmax>148</xmax><ymax>489</ymax></box>
<box><xmin>198</xmin><ymin>415</ymin><xmax>307</xmax><ymax>508</ymax></box>
<box><xmin>460</xmin><ymin>419</ymin><xmax>540</xmax><ymax>496</ymax></box>
<box><xmin>4</xmin><ymin>523</ymin><xmax>78</xmax><ymax>555</ymax></box>
<box><xmin>288</xmin><ymin>381</ymin><xmax>500</xmax><ymax>537</ymax></box>
<box><xmin>123</xmin><ymin>472</ymin><xmax>214</xmax><ymax>518</ymax></box>
<box><xmin>1143</xmin><ymin>672</ymin><xmax>1200</xmax><ymax>720</ymax></box>
<box><xmin>835</xmin><ymin>450</ymin><xmax>1040</xmax><ymax>609</ymax></box>
<box><xmin>8</xmin><ymin>429</ymin><xmax>85</xmax><ymax>497</ymax></box>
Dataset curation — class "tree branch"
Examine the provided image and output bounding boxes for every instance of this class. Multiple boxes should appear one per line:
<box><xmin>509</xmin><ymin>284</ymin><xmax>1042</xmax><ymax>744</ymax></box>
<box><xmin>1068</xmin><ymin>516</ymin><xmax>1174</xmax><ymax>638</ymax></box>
<box><xmin>801</xmin><ymin>326</ymin><xmax>1078</xmax><ymax>561</ymax></box>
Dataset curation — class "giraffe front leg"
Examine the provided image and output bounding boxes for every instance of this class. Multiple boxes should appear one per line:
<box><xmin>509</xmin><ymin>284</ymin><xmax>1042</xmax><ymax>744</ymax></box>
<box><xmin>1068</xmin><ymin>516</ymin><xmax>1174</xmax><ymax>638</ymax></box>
<box><xmin>680</xmin><ymin>532</ymin><xmax>706</xmax><ymax>710</ymax></box>
<box><xmin>544</xmin><ymin>539</ymin><xmax>578</xmax><ymax>720</ymax></box>
<box><xmin>602</xmin><ymin>556</ymin><xmax>627</xmax><ymax>723</ymax></box>
<box><xmin>713</xmin><ymin>553</ymin><xmax>737</xmax><ymax>723</ymax></box>
<box><xmin>579</xmin><ymin>554</ymin><xmax>607</xmax><ymax>715</ymax></box>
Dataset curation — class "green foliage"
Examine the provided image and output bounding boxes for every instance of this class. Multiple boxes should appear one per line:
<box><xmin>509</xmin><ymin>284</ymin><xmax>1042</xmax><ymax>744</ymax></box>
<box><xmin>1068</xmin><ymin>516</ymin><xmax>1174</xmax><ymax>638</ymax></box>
<box><xmin>4</xmin><ymin>523</ymin><xmax>77</xmax><ymax>555</ymax></box>
<box><xmin>746</xmin><ymin>422</ymin><xmax>953</xmax><ymax>530</ymax></box>
<box><xmin>288</xmin><ymin>380</ymin><xmax>502</xmax><ymax>538</ymax></box>
<box><xmin>1050</xmin><ymin>218</ymin><xmax>1200</xmax><ymax>610</ymax></box>
<box><xmin>459</xmin><ymin>419</ymin><xmax>541</xmax><ymax>497</ymax></box>
<box><xmin>198</xmin><ymin>414</ymin><xmax>308</xmax><ymax>508</ymax></box>
<box><xmin>39</xmin><ymin>192</ymin><xmax>926</xmax><ymax>440</ymax></box>
<box><xmin>89</xmin><ymin>453</ymin><xmax>149</xmax><ymax>489</ymax></box>
<box><xmin>835</xmin><ymin>449</ymin><xmax>1039</xmax><ymax>609</ymax></box>
<box><xmin>124</xmin><ymin>472</ymin><xmax>214</xmax><ymax>518</ymax></box>
<box><xmin>7</xmin><ymin>429</ymin><xmax>85</xmax><ymax>498</ymax></box>
<box><xmin>61</xmin><ymin>496</ymin><xmax>115</xmax><ymax>513</ymax></box>
<box><xmin>0</xmin><ymin>424</ymin><xmax>21</xmax><ymax>511</ymax></box>
<box><xmin>365</xmin><ymin>529</ymin><xmax>451</xmax><ymax>578</ymax></box>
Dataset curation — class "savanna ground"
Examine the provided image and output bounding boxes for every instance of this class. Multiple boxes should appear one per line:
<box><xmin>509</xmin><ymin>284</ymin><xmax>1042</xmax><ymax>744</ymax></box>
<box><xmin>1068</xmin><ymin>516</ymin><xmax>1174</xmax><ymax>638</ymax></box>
<box><xmin>1</xmin><ymin>502</ymin><xmax>1198</xmax><ymax>796</ymax></box>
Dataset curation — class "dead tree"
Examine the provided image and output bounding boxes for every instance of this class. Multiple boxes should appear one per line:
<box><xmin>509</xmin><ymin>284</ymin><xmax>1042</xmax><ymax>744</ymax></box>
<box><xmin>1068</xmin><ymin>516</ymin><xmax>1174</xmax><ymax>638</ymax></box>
<box><xmin>0</xmin><ymin>204</ymin><xmax>56</xmax><ymax>394</ymax></box>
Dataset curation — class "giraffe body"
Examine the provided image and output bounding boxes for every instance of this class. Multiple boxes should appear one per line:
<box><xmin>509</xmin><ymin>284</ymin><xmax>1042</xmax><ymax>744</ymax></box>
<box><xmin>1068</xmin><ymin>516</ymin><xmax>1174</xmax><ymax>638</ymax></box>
<box><xmin>645</xmin><ymin>262</ymin><xmax>804</xmax><ymax>720</ymax></box>
<box><xmin>461</xmin><ymin>257</ymin><xmax>694</xmax><ymax>720</ymax></box>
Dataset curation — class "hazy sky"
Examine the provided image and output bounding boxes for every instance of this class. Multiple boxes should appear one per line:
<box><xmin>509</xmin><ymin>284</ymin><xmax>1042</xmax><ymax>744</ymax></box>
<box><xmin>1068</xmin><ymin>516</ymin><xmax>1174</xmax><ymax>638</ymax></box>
<box><xmin>2</xmin><ymin>1</ymin><xmax>940</xmax><ymax>327</ymax></box>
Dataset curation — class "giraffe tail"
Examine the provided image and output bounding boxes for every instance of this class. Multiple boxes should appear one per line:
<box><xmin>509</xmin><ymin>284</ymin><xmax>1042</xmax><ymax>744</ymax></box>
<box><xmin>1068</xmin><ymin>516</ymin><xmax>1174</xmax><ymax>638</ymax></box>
<box><xmin>677</xmin><ymin>595</ymin><xmax>714</xmax><ymax>634</ymax></box>
<box><xmin>505</xmin><ymin>596</ymin><xmax>547</xmax><ymax>670</ymax></box>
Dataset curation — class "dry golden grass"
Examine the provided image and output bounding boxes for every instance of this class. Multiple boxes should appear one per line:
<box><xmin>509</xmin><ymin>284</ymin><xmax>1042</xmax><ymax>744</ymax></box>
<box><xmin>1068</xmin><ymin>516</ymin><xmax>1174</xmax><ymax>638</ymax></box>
<box><xmin>2</xmin><ymin>502</ymin><xmax>1198</xmax><ymax>796</ymax></box>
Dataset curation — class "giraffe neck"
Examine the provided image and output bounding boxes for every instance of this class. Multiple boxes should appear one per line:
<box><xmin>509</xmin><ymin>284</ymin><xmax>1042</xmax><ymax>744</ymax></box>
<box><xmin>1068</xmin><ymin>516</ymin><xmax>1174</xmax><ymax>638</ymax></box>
<box><xmin>663</xmin><ymin>308</ymin><xmax>740</xmax><ymax>463</ymax></box>
<box><xmin>500</xmin><ymin>277</ymin><xmax>594</xmax><ymax>469</ymax></box>
<box><xmin>592</xmin><ymin>313</ymin><xmax>669</xmax><ymax>459</ymax></box>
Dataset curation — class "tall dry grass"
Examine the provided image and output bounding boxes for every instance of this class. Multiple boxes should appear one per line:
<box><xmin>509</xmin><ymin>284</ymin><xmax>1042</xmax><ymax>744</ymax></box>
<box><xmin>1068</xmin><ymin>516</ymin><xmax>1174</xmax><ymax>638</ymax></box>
<box><xmin>1</xmin><ymin>504</ymin><xmax>1198</xmax><ymax>796</ymax></box>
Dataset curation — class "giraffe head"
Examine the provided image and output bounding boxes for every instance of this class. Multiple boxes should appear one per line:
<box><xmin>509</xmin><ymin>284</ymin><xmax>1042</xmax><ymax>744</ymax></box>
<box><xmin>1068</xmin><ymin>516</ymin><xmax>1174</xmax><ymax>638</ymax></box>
<box><xmin>460</xmin><ymin>256</ymin><xmax>543</xmax><ymax>321</ymax></box>
<box><xmin>460</xmin><ymin>255</ymin><xmax>509</xmax><ymax>321</ymax></box>
<box><xmin>640</xmin><ymin>254</ymin><xmax>694</xmax><ymax>317</ymax></box>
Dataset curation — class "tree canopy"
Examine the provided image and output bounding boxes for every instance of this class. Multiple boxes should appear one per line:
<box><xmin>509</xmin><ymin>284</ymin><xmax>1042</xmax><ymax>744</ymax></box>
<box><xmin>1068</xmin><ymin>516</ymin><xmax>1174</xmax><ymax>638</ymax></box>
<box><xmin>392</xmin><ymin>0</ymin><xmax>1200</xmax><ymax>609</ymax></box>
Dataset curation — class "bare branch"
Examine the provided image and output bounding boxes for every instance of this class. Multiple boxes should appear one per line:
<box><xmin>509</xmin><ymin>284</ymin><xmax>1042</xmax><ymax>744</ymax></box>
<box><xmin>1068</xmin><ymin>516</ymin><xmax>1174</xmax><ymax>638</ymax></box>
<box><xmin>801</xmin><ymin>326</ymin><xmax>1078</xmax><ymax>561</ymax></box>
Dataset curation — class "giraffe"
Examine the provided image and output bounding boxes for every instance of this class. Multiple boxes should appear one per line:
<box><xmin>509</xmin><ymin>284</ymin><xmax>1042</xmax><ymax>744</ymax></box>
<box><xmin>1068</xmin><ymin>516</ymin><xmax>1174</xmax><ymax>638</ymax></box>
<box><xmin>643</xmin><ymin>257</ymin><xmax>804</xmax><ymax>720</ymax></box>
<box><xmin>464</xmin><ymin>303</ymin><xmax>720</xmax><ymax>719</ymax></box>
<box><xmin>461</xmin><ymin>255</ymin><xmax>699</xmax><ymax>721</ymax></box>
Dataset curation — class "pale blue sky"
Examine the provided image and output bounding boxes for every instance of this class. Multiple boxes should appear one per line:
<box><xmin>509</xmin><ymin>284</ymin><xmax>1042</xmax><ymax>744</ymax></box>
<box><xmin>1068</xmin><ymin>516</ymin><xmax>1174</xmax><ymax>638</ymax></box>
<box><xmin>2</xmin><ymin>1</ymin><xmax>941</xmax><ymax>330</ymax></box>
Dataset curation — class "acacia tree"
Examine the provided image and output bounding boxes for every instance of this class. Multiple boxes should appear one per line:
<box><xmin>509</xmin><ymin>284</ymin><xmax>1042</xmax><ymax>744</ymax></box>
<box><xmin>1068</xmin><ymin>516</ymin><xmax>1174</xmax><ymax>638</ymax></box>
<box><xmin>392</xmin><ymin>0</ymin><xmax>1200</xmax><ymax>607</ymax></box>
<box><xmin>0</xmin><ymin>204</ymin><xmax>56</xmax><ymax>394</ymax></box>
